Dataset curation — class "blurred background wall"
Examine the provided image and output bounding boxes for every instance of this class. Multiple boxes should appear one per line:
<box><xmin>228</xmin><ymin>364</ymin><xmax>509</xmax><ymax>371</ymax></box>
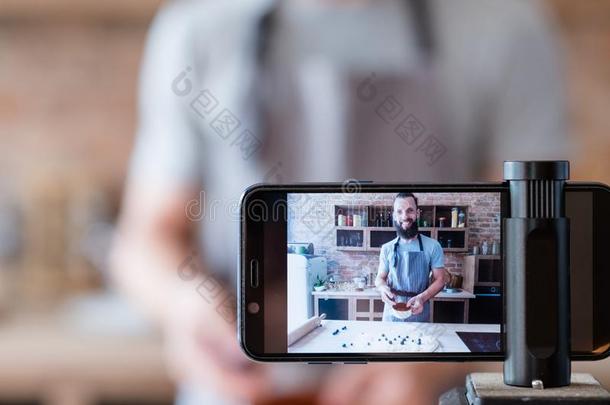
<box><xmin>0</xmin><ymin>1</ymin><xmax>609</xmax><ymax>404</ymax></box>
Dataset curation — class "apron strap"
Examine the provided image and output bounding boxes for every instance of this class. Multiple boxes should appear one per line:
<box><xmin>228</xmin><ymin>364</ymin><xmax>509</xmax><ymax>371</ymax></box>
<box><xmin>393</xmin><ymin>233</ymin><xmax>425</xmax><ymax>267</ymax></box>
<box><xmin>392</xmin><ymin>236</ymin><xmax>400</xmax><ymax>268</ymax></box>
<box><xmin>418</xmin><ymin>233</ymin><xmax>433</xmax><ymax>276</ymax></box>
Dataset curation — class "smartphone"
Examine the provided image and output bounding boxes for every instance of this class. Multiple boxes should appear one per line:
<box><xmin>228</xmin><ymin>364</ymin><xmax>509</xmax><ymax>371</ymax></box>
<box><xmin>239</xmin><ymin>181</ymin><xmax>610</xmax><ymax>362</ymax></box>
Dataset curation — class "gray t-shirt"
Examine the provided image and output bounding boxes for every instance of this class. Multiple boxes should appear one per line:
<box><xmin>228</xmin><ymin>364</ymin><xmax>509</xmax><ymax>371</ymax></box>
<box><xmin>130</xmin><ymin>0</ymin><xmax>569</xmax><ymax>286</ymax></box>
<box><xmin>380</xmin><ymin>235</ymin><xmax>445</xmax><ymax>275</ymax></box>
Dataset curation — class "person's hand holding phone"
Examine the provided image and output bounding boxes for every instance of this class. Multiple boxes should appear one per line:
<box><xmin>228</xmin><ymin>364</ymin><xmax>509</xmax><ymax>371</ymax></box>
<box><xmin>163</xmin><ymin>278</ymin><xmax>270</xmax><ymax>403</ymax></box>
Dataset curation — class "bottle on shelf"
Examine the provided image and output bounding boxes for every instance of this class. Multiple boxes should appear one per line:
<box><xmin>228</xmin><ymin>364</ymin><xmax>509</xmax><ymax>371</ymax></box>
<box><xmin>386</xmin><ymin>210</ymin><xmax>393</xmax><ymax>228</ymax></box>
<box><xmin>481</xmin><ymin>240</ymin><xmax>489</xmax><ymax>255</ymax></box>
<box><xmin>451</xmin><ymin>207</ymin><xmax>458</xmax><ymax>228</ymax></box>
<box><xmin>492</xmin><ymin>240</ymin><xmax>500</xmax><ymax>255</ymax></box>
<box><xmin>458</xmin><ymin>210</ymin><xmax>466</xmax><ymax>227</ymax></box>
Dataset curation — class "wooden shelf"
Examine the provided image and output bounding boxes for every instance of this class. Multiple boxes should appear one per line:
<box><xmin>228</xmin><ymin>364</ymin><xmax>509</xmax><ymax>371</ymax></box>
<box><xmin>337</xmin><ymin>246</ymin><xmax>367</xmax><ymax>252</ymax></box>
<box><xmin>335</xmin><ymin>226</ymin><xmax>367</xmax><ymax>231</ymax></box>
<box><xmin>334</xmin><ymin>204</ymin><xmax>471</xmax><ymax>253</ymax></box>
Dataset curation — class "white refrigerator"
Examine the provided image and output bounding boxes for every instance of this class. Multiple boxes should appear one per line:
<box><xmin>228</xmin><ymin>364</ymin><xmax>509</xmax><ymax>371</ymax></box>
<box><xmin>287</xmin><ymin>253</ymin><xmax>327</xmax><ymax>332</ymax></box>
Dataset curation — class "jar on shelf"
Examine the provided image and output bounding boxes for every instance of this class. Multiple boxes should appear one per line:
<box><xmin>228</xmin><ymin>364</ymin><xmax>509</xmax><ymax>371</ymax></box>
<box><xmin>337</xmin><ymin>209</ymin><xmax>346</xmax><ymax>226</ymax></box>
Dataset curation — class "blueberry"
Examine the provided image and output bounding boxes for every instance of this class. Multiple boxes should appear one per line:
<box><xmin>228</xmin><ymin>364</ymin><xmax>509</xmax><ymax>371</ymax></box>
<box><xmin>389</xmin><ymin>341</ymin><xmax>393</xmax><ymax>344</ymax></box>
<box><xmin>342</xmin><ymin>326</ymin><xmax>347</xmax><ymax>330</ymax></box>
<box><xmin>342</xmin><ymin>343</ymin><xmax>347</xmax><ymax>348</ymax></box>
<box><xmin>333</xmin><ymin>329</ymin><xmax>339</xmax><ymax>335</ymax></box>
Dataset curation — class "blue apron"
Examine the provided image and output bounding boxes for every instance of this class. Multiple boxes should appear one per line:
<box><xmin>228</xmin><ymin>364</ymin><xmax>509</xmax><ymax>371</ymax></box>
<box><xmin>382</xmin><ymin>234</ymin><xmax>431</xmax><ymax>322</ymax></box>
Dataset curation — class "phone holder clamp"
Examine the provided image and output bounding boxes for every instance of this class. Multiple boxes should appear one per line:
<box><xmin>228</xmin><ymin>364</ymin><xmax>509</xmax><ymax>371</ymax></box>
<box><xmin>440</xmin><ymin>160</ymin><xmax>610</xmax><ymax>404</ymax></box>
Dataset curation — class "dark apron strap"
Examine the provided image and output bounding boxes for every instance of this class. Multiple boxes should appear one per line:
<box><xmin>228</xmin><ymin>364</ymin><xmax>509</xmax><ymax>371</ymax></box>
<box><xmin>392</xmin><ymin>236</ymin><xmax>400</xmax><ymax>268</ymax></box>
<box><xmin>418</xmin><ymin>233</ymin><xmax>434</xmax><ymax>287</ymax></box>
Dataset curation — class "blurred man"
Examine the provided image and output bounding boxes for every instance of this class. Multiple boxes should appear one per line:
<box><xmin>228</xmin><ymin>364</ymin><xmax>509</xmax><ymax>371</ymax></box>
<box><xmin>111</xmin><ymin>0</ymin><xmax>569</xmax><ymax>404</ymax></box>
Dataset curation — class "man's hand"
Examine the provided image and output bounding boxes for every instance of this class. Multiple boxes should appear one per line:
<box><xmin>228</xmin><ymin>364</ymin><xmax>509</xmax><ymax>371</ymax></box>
<box><xmin>319</xmin><ymin>363</ymin><xmax>458</xmax><ymax>405</ymax></box>
<box><xmin>407</xmin><ymin>294</ymin><xmax>425</xmax><ymax>315</ymax></box>
<box><xmin>163</xmin><ymin>280</ymin><xmax>271</xmax><ymax>403</ymax></box>
<box><xmin>378</xmin><ymin>285</ymin><xmax>396</xmax><ymax>306</ymax></box>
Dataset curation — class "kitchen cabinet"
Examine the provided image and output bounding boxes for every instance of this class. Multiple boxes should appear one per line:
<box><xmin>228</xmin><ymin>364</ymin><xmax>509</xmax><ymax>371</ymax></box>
<box><xmin>462</xmin><ymin>255</ymin><xmax>501</xmax><ymax>288</ymax></box>
<box><xmin>313</xmin><ymin>289</ymin><xmax>474</xmax><ymax>323</ymax></box>
<box><xmin>318</xmin><ymin>297</ymin><xmax>350</xmax><ymax>320</ymax></box>
<box><xmin>313</xmin><ymin>290</ymin><xmax>383</xmax><ymax>321</ymax></box>
<box><xmin>430</xmin><ymin>299</ymin><xmax>467</xmax><ymax>324</ymax></box>
<box><xmin>355</xmin><ymin>298</ymin><xmax>385</xmax><ymax>321</ymax></box>
<box><xmin>335</xmin><ymin>227</ymin><xmax>366</xmax><ymax>251</ymax></box>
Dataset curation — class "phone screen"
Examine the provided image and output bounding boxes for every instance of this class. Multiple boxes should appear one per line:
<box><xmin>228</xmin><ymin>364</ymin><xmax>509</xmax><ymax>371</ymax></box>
<box><xmin>242</xmin><ymin>184</ymin><xmax>610</xmax><ymax>360</ymax></box>
<box><xmin>285</xmin><ymin>191</ymin><xmax>504</xmax><ymax>356</ymax></box>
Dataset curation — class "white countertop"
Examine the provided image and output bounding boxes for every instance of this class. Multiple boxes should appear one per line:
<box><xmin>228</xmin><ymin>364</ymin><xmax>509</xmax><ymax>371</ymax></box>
<box><xmin>312</xmin><ymin>288</ymin><xmax>475</xmax><ymax>299</ymax></box>
<box><xmin>288</xmin><ymin>320</ymin><xmax>500</xmax><ymax>353</ymax></box>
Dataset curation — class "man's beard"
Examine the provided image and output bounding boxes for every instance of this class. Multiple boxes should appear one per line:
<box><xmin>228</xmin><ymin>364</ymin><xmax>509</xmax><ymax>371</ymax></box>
<box><xmin>395</xmin><ymin>218</ymin><xmax>419</xmax><ymax>239</ymax></box>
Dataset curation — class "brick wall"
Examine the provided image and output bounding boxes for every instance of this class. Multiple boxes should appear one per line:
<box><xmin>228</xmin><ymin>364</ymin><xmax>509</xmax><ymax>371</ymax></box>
<box><xmin>288</xmin><ymin>192</ymin><xmax>501</xmax><ymax>281</ymax></box>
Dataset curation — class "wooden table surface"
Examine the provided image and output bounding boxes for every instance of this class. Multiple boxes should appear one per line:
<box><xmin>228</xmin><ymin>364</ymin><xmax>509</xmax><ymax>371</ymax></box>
<box><xmin>0</xmin><ymin>305</ymin><xmax>174</xmax><ymax>405</ymax></box>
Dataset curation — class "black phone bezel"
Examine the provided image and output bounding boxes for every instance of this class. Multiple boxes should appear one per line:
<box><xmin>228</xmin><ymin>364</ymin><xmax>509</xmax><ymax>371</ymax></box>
<box><xmin>239</xmin><ymin>181</ymin><xmax>610</xmax><ymax>363</ymax></box>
